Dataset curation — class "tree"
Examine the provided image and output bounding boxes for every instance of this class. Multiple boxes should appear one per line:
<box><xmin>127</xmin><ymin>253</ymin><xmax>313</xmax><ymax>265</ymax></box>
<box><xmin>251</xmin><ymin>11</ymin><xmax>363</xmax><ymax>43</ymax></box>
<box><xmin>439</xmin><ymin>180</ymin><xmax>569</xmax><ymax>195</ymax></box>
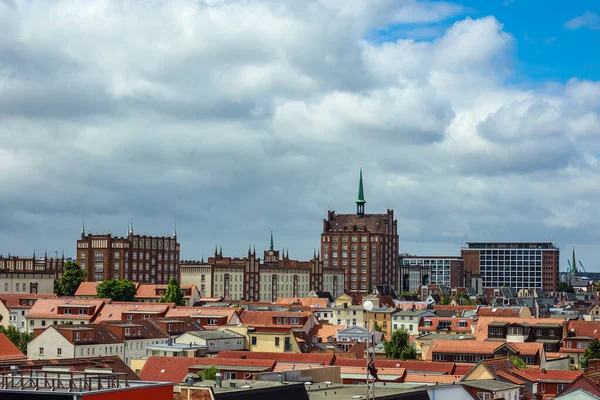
<box><xmin>440</xmin><ymin>296</ymin><xmax>451</xmax><ymax>305</ymax></box>
<box><xmin>159</xmin><ymin>277</ymin><xmax>186</xmax><ymax>305</ymax></box>
<box><xmin>0</xmin><ymin>326</ymin><xmax>33</xmax><ymax>355</ymax></box>
<box><xmin>383</xmin><ymin>328</ymin><xmax>416</xmax><ymax>360</ymax></box>
<box><xmin>558</xmin><ymin>282</ymin><xmax>575</xmax><ymax>294</ymax></box>
<box><xmin>54</xmin><ymin>261</ymin><xmax>86</xmax><ymax>296</ymax></box>
<box><xmin>373</xmin><ymin>322</ymin><xmax>385</xmax><ymax>333</ymax></box>
<box><xmin>96</xmin><ymin>280</ymin><xmax>137</xmax><ymax>301</ymax></box>
<box><xmin>581</xmin><ymin>339</ymin><xmax>600</xmax><ymax>371</ymax></box>
<box><xmin>510</xmin><ymin>355</ymin><xmax>527</xmax><ymax>369</ymax></box>
<box><xmin>455</xmin><ymin>291</ymin><xmax>474</xmax><ymax>306</ymax></box>
<box><xmin>199</xmin><ymin>366</ymin><xmax>219</xmax><ymax>380</ymax></box>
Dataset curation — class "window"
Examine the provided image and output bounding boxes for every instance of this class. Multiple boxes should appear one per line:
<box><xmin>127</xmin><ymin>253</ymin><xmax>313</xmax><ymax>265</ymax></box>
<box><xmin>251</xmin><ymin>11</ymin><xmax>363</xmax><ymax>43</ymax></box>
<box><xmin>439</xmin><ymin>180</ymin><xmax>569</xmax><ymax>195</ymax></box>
<box><xmin>549</xmin><ymin>329</ymin><xmax>556</xmax><ymax>337</ymax></box>
<box><xmin>275</xmin><ymin>337</ymin><xmax>280</xmax><ymax>347</ymax></box>
<box><xmin>75</xmin><ymin>332</ymin><xmax>80</xmax><ymax>340</ymax></box>
<box><xmin>567</xmin><ymin>341</ymin><xmax>572</xmax><ymax>348</ymax></box>
<box><xmin>540</xmin><ymin>383</ymin><xmax>545</xmax><ymax>393</ymax></box>
<box><xmin>477</xmin><ymin>392</ymin><xmax>490</xmax><ymax>400</ymax></box>
<box><xmin>39</xmin><ymin>348</ymin><xmax>44</xmax><ymax>356</ymax></box>
<box><xmin>208</xmin><ymin>319</ymin><xmax>218</xmax><ymax>325</ymax></box>
<box><xmin>57</xmin><ymin>348</ymin><xmax>62</xmax><ymax>357</ymax></box>
<box><xmin>557</xmin><ymin>384</ymin><xmax>565</xmax><ymax>392</ymax></box>
<box><xmin>79</xmin><ymin>309</ymin><xmax>86</xmax><ymax>315</ymax></box>
<box><xmin>251</xmin><ymin>336</ymin><xmax>257</xmax><ymax>346</ymax></box>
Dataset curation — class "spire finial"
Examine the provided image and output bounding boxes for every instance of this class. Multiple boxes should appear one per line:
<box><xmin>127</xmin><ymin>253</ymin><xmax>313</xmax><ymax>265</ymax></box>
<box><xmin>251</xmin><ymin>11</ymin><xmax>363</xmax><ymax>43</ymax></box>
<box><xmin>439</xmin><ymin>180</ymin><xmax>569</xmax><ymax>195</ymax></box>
<box><xmin>270</xmin><ymin>231</ymin><xmax>274</xmax><ymax>251</ymax></box>
<box><xmin>129</xmin><ymin>218</ymin><xmax>134</xmax><ymax>235</ymax></box>
<box><xmin>215</xmin><ymin>245</ymin><xmax>218</xmax><ymax>256</ymax></box>
<box><xmin>571</xmin><ymin>247</ymin><xmax>577</xmax><ymax>274</ymax></box>
<box><xmin>173</xmin><ymin>221</ymin><xmax>177</xmax><ymax>238</ymax></box>
<box><xmin>219</xmin><ymin>245</ymin><xmax>222</xmax><ymax>256</ymax></box>
<box><xmin>356</xmin><ymin>168</ymin><xmax>366</xmax><ymax>217</ymax></box>
<box><xmin>82</xmin><ymin>219</ymin><xmax>85</xmax><ymax>235</ymax></box>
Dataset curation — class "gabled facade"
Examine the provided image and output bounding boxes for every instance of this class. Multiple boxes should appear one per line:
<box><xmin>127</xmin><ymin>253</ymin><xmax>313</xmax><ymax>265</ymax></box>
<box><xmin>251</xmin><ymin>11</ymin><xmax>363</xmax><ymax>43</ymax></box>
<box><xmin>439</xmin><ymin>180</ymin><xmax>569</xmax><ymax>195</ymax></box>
<box><xmin>336</xmin><ymin>325</ymin><xmax>383</xmax><ymax>344</ymax></box>
<box><xmin>0</xmin><ymin>294</ymin><xmax>57</xmax><ymax>333</ymax></box>
<box><xmin>175</xmin><ymin>329</ymin><xmax>246</xmax><ymax>353</ymax></box>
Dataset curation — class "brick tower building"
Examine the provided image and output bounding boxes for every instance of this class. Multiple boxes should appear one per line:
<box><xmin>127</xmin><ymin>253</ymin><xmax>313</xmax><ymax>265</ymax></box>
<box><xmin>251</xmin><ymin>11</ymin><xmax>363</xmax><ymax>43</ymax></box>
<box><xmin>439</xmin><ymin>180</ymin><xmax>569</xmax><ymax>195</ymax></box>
<box><xmin>320</xmin><ymin>170</ymin><xmax>399</xmax><ymax>294</ymax></box>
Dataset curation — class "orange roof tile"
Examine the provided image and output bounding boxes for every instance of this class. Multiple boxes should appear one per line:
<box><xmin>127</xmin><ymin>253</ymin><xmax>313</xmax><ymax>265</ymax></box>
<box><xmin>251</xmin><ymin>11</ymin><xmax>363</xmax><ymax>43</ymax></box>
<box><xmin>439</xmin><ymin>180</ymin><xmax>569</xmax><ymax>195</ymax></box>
<box><xmin>433</xmin><ymin>305</ymin><xmax>477</xmax><ymax>311</ymax></box>
<box><xmin>404</xmin><ymin>374</ymin><xmax>463</xmax><ymax>383</ymax></box>
<box><xmin>74</xmin><ymin>282</ymin><xmax>101</xmax><ymax>296</ymax></box>
<box><xmin>93</xmin><ymin>302</ymin><xmax>173</xmax><ymax>322</ymax></box>
<box><xmin>165</xmin><ymin>306</ymin><xmax>240</xmax><ymax>321</ymax></box>
<box><xmin>428</xmin><ymin>340</ymin><xmax>542</xmax><ymax>359</ymax></box>
<box><xmin>0</xmin><ymin>332</ymin><xmax>27</xmax><ymax>361</ymax></box>
<box><xmin>238</xmin><ymin>310</ymin><xmax>311</xmax><ymax>326</ymax></box>
<box><xmin>276</xmin><ymin>298</ymin><xmax>329</xmax><ymax>308</ymax></box>
<box><xmin>477</xmin><ymin>307</ymin><xmax>526</xmax><ymax>317</ymax></box>
<box><xmin>311</xmin><ymin>324</ymin><xmax>343</xmax><ymax>341</ymax></box>
<box><xmin>512</xmin><ymin>369</ymin><xmax>583</xmax><ymax>382</ymax></box>
<box><xmin>135</xmin><ymin>284</ymin><xmax>197</xmax><ymax>299</ymax></box>
<box><xmin>0</xmin><ymin>294</ymin><xmax>57</xmax><ymax>309</ymax></box>
<box><xmin>27</xmin><ymin>298</ymin><xmax>109</xmax><ymax>320</ymax></box>
<box><xmin>333</xmin><ymin>358</ymin><xmax>455</xmax><ymax>374</ymax></box>
<box><xmin>216</xmin><ymin>351</ymin><xmax>335</xmax><ymax>365</ymax></box>
<box><xmin>474</xmin><ymin>317</ymin><xmax>566</xmax><ymax>341</ymax></box>
<box><xmin>567</xmin><ymin>320</ymin><xmax>600</xmax><ymax>339</ymax></box>
<box><xmin>340</xmin><ymin>366</ymin><xmax>406</xmax><ymax>378</ymax></box>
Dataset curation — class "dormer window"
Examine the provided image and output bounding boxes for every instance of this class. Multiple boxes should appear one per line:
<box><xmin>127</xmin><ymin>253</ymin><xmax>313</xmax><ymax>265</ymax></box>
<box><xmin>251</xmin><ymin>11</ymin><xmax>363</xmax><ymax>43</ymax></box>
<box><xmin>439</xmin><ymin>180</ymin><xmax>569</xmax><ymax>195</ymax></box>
<box><xmin>208</xmin><ymin>319</ymin><xmax>217</xmax><ymax>326</ymax></box>
<box><xmin>79</xmin><ymin>309</ymin><xmax>86</xmax><ymax>315</ymax></box>
<box><xmin>291</xmin><ymin>318</ymin><xmax>299</xmax><ymax>324</ymax></box>
<box><xmin>284</xmin><ymin>318</ymin><xmax>289</xmax><ymax>324</ymax></box>
<box><xmin>424</xmin><ymin>320</ymin><xmax>432</xmax><ymax>327</ymax></box>
<box><xmin>75</xmin><ymin>332</ymin><xmax>80</xmax><ymax>340</ymax></box>
<box><xmin>64</xmin><ymin>308</ymin><xmax>72</xmax><ymax>315</ymax></box>
<box><xmin>276</xmin><ymin>318</ymin><xmax>282</xmax><ymax>324</ymax></box>
<box><xmin>127</xmin><ymin>315</ymin><xmax>133</xmax><ymax>320</ymax></box>
<box><xmin>167</xmin><ymin>324</ymin><xmax>172</xmax><ymax>331</ymax></box>
<box><xmin>125</xmin><ymin>328</ymin><xmax>131</xmax><ymax>336</ymax></box>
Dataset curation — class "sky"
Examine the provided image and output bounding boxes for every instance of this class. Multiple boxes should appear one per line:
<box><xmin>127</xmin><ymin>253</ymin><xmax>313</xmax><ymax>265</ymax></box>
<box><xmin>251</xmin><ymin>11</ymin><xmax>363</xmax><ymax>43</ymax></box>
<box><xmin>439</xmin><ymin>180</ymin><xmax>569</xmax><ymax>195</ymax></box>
<box><xmin>0</xmin><ymin>0</ymin><xmax>599</xmax><ymax>272</ymax></box>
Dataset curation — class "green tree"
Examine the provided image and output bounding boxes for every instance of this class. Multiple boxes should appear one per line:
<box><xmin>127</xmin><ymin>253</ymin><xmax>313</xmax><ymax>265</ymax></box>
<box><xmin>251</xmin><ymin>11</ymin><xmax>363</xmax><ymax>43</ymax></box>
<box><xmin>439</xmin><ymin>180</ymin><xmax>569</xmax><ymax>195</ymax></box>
<box><xmin>199</xmin><ymin>366</ymin><xmax>219</xmax><ymax>380</ymax></box>
<box><xmin>455</xmin><ymin>291</ymin><xmax>474</xmax><ymax>306</ymax></box>
<box><xmin>558</xmin><ymin>282</ymin><xmax>575</xmax><ymax>294</ymax></box>
<box><xmin>373</xmin><ymin>322</ymin><xmax>385</xmax><ymax>333</ymax></box>
<box><xmin>96</xmin><ymin>280</ymin><xmax>137</xmax><ymax>301</ymax></box>
<box><xmin>54</xmin><ymin>261</ymin><xmax>86</xmax><ymax>296</ymax></box>
<box><xmin>383</xmin><ymin>328</ymin><xmax>416</xmax><ymax>360</ymax></box>
<box><xmin>510</xmin><ymin>355</ymin><xmax>527</xmax><ymax>369</ymax></box>
<box><xmin>0</xmin><ymin>326</ymin><xmax>33</xmax><ymax>355</ymax></box>
<box><xmin>440</xmin><ymin>296</ymin><xmax>451</xmax><ymax>305</ymax></box>
<box><xmin>159</xmin><ymin>277</ymin><xmax>186</xmax><ymax>305</ymax></box>
<box><xmin>581</xmin><ymin>339</ymin><xmax>600</xmax><ymax>371</ymax></box>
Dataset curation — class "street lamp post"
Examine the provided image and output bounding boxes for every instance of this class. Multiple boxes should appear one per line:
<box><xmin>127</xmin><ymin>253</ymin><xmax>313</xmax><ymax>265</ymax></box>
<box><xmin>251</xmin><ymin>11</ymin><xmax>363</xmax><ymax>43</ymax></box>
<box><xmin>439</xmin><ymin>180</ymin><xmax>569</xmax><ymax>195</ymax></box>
<box><xmin>363</xmin><ymin>300</ymin><xmax>374</xmax><ymax>400</ymax></box>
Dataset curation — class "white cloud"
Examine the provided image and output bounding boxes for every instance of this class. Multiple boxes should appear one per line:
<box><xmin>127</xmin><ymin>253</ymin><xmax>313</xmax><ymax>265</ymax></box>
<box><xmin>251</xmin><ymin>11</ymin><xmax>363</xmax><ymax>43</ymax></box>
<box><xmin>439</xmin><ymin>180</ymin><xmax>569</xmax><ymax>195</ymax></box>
<box><xmin>0</xmin><ymin>0</ymin><xmax>599</xmax><ymax>265</ymax></box>
<box><xmin>564</xmin><ymin>10</ymin><xmax>600</xmax><ymax>30</ymax></box>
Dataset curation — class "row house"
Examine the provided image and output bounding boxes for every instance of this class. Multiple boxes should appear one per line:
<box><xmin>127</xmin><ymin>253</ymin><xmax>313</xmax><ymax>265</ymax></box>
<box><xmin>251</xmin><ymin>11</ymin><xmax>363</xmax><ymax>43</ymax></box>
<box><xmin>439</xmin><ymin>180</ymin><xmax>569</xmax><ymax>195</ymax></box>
<box><xmin>27</xmin><ymin>319</ymin><xmax>172</xmax><ymax>365</ymax></box>
<box><xmin>428</xmin><ymin>339</ymin><xmax>545</xmax><ymax>366</ymax></box>
<box><xmin>0</xmin><ymin>294</ymin><xmax>57</xmax><ymax>333</ymax></box>
<box><xmin>511</xmin><ymin>368</ymin><xmax>583</xmax><ymax>398</ymax></box>
<box><xmin>92</xmin><ymin>302</ymin><xmax>172</xmax><ymax>322</ymax></box>
<box><xmin>175</xmin><ymin>329</ymin><xmax>246</xmax><ymax>354</ymax></box>
<box><xmin>165</xmin><ymin>306</ymin><xmax>242</xmax><ymax>327</ymax></box>
<box><xmin>25</xmin><ymin>298</ymin><xmax>108</xmax><ymax>333</ymax></box>
<box><xmin>393</xmin><ymin>310</ymin><xmax>436</xmax><ymax>334</ymax></box>
<box><xmin>486</xmin><ymin>320</ymin><xmax>565</xmax><ymax>352</ymax></box>
<box><xmin>418</xmin><ymin>316</ymin><xmax>473</xmax><ymax>335</ymax></box>
<box><xmin>561</xmin><ymin>320</ymin><xmax>600</xmax><ymax>368</ymax></box>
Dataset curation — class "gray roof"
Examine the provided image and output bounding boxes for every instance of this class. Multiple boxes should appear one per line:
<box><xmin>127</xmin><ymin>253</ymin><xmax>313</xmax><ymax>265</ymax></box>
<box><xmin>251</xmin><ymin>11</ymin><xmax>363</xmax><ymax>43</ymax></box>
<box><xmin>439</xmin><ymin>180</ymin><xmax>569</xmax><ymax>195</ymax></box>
<box><xmin>178</xmin><ymin>329</ymin><xmax>244</xmax><ymax>340</ymax></box>
<box><xmin>462</xmin><ymin>380</ymin><xmax>521</xmax><ymax>391</ymax></box>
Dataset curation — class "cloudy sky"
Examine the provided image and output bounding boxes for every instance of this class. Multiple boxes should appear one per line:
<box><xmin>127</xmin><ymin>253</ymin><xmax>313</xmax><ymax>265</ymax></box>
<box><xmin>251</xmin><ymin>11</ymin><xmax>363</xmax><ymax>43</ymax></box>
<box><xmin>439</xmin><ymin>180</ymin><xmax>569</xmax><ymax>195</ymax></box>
<box><xmin>1</xmin><ymin>0</ymin><xmax>599</xmax><ymax>271</ymax></box>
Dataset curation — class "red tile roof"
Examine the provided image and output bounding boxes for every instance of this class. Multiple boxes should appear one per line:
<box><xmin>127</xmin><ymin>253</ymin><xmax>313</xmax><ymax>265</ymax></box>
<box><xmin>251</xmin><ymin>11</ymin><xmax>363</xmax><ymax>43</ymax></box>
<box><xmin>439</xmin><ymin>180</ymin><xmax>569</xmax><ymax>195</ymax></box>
<box><xmin>74</xmin><ymin>282</ymin><xmax>102</xmax><ymax>296</ymax></box>
<box><xmin>333</xmin><ymin>358</ymin><xmax>455</xmax><ymax>374</ymax></box>
<box><xmin>311</xmin><ymin>325</ymin><xmax>343</xmax><ymax>342</ymax></box>
<box><xmin>216</xmin><ymin>351</ymin><xmax>335</xmax><ymax>365</ymax></box>
<box><xmin>512</xmin><ymin>369</ymin><xmax>582</xmax><ymax>382</ymax></box>
<box><xmin>27</xmin><ymin>298</ymin><xmax>109</xmax><ymax>320</ymax></box>
<box><xmin>165</xmin><ymin>306</ymin><xmax>240</xmax><ymax>322</ymax></box>
<box><xmin>428</xmin><ymin>340</ymin><xmax>542</xmax><ymax>359</ymax></box>
<box><xmin>0</xmin><ymin>332</ymin><xmax>27</xmax><ymax>361</ymax></box>
<box><xmin>340</xmin><ymin>366</ymin><xmax>405</xmax><ymax>380</ymax></box>
<box><xmin>404</xmin><ymin>374</ymin><xmax>463</xmax><ymax>383</ymax></box>
<box><xmin>135</xmin><ymin>284</ymin><xmax>197</xmax><ymax>299</ymax></box>
<box><xmin>418</xmin><ymin>317</ymin><xmax>473</xmax><ymax>333</ymax></box>
<box><xmin>567</xmin><ymin>320</ymin><xmax>600</xmax><ymax>339</ymax></box>
<box><xmin>0</xmin><ymin>294</ymin><xmax>57</xmax><ymax>309</ymax></box>
<box><xmin>453</xmin><ymin>363</ymin><xmax>477</xmax><ymax>375</ymax></box>
<box><xmin>93</xmin><ymin>302</ymin><xmax>173</xmax><ymax>322</ymax></box>
<box><xmin>238</xmin><ymin>310</ymin><xmax>311</xmax><ymax>326</ymax></box>
<box><xmin>140</xmin><ymin>356</ymin><xmax>274</xmax><ymax>383</ymax></box>
<box><xmin>476</xmin><ymin>307</ymin><xmax>526</xmax><ymax>317</ymax></box>
<box><xmin>433</xmin><ymin>305</ymin><xmax>477</xmax><ymax>312</ymax></box>
<box><xmin>276</xmin><ymin>298</ymin><xmax>329</xmax><ymax>308</ymax></box>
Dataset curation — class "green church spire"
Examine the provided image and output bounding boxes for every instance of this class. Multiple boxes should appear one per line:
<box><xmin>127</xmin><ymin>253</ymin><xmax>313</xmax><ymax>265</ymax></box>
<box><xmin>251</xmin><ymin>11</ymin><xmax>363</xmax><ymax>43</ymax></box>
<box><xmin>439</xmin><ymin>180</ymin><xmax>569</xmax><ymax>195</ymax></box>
<box><xmin>270</xmin><ymin>231</ymin><xmax>274</xmax><ymax>251</ymax></box>
<box><xmin>571</xmin><ymin>248</ymin><xmax>577</xmax><ymax>274</ymax></box>
<box><xmin>356</xmin><ymin>168</ymin><xmax>366</xmax><ymax>217</ymax></box>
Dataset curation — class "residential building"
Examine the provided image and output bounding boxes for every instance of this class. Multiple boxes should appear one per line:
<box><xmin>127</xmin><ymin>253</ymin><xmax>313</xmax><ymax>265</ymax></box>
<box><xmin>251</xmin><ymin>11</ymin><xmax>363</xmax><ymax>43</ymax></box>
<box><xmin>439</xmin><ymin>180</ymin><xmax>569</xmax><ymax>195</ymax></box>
<box><xmin>165</xmin><ymin>306</ymin><xmax>242</xmax><ymax>326</ymax></box>
<box><xmin>135</xmin><ymin>283</ymin><xmax>200</xmax><ymax>305</ymax></box>
<box><xmin>429</xmin><ymin>340</ymin><xmax>545</xmax><ymax>366</ymax></box>
<box><xmin>476</xmin><ymin>306</ymin><xmax>532</xmax><ymax>318</ymax></box>
<box><xmin>399</xmin><ymin>256</ymin><xmax>464</xmax><ymax>292</ymax></box>
<box><xmin>330</xmin><ymin>293</ymin><xmax>366</xmax><ymax>328</ymax></box>
<box><xmin>561</xmin><ymin>320</ymin><xmax>600</xmax><ymax>368</ymax></box>
<box><xmin>91</xmin><ymin>301</ymin><xmax>172</xmax><ymax>322</ymax></box>
<box><xmin>180</xmin><ymin>239</ymin><xmax>344</xmax><ymax>302</ymax></box>
<box><xmin>392</xmin><ymin>310</ymin><xmax>436</xmax><ymax>335</ymax></box>
<box><xmin>461</xmin><ymin>241</ymin><xmax>559</xmax><ymax>295</ymax></box>
<box><xmin>175</xmin><ymin>329</ymin><xmax>246</xmax><ymax>354</ymax></box>
<box><xmin>76</xmin><ymin>223</ymin><xmax>180</xmax><ymax>283</ymax></box>
<box><xmin>25</xmin><ymin>297</ymin><xmax>108</xmax><ymax>333</ymax></box>
<box><xmin>0</xmin><ymin>253</ymin><xmax>65</xmax><ymax>293</ymax></box>
<box><xmin>336</xmin><ymin>325</ymin><xmax>382</xmax><ymax>344</ymax></box>
<box><xmin>28</xmin><ymin>319</ymin><xmax>171</xmax><ymax>365</ymax></box>
<box><xmin>321</xmin><ymin>170</ymin><xmax>399</xmax><ymax>294</ymax></box>
<box><xmin>511</xmin><ymin>369</ymin><xmax>583</xmax><ymax>398</ymax></box>
<box><xmin>0</xmin><ymin>293</ymin><xmax>57</xmax><ymax>333</ymax></box>
<box><xmin>418</xmin><ymin>316</ymin><xmax>473</xmax><ymax>335</ymax></box>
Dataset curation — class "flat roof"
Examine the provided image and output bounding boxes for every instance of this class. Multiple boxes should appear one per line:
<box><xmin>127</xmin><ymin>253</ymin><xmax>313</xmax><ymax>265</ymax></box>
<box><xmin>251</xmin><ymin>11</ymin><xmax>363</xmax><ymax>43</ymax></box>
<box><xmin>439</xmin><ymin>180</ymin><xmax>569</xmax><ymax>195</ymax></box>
<box><xmin>462</xmin><ymin>380</ymin><xmax>521</xmax><ymax>391</ymax></box>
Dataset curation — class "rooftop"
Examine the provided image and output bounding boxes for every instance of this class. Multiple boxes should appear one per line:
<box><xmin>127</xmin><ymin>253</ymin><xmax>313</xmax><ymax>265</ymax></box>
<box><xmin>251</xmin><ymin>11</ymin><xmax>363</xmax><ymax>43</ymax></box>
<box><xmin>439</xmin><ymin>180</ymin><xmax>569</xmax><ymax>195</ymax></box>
<box><xmin>462</xmin><ymin>379</ymin><xmax>521</xmax><ymax>391</ymax></box>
